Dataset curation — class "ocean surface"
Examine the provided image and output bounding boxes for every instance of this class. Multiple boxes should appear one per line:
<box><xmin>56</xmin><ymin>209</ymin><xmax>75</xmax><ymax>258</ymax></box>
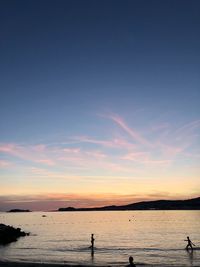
<box><xmin>0</xmin><ymin>211</ymin><xmax>200</xmax><ymax>266</ymax></box>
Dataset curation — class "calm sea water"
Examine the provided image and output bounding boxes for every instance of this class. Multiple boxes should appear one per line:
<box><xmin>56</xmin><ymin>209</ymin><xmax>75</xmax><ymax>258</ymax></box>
<box><xmin>0</xmin><ymin>211</ymin><xmax>200</xmax><ymax>266</ymax></box>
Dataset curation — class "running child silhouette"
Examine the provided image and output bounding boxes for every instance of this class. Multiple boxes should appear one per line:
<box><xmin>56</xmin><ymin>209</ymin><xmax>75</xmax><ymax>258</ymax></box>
<box><xmin>185</xmin><ymin>236</ymin><xmax>195</xmax><ymax>251</ymax></box>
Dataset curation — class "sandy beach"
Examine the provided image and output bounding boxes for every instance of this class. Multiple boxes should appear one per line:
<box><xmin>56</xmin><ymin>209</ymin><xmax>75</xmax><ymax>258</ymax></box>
<box><xmin>0</xmin><ymin>261</ymin><xmax>152</xmax><ymax>267</ymax></box>
<box><xmin>0</xmin><ymin>260</ymin><xmax>184</xmax><ymax>267</ymax></box>
<box><xmin>0</xmin><ymin>262</ymin><xmax>91</xmax><ymax>267</ymax></box>
<box><xmin>0</xmin><ymin>262</ymin><xmax>145</xmax><ymax>267</ymax></box>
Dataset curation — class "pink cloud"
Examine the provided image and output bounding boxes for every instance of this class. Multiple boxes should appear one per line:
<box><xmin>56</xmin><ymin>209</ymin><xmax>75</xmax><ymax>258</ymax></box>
<box><xmin>108</xmin><ymin>114</ymin><xmax>152</xmax><ymax>147</ymax></box>
<box><xmin>0</xmin><ymin>143</ymin><xmax>56</xmax><ymax>167</ymax></box>
<box><xmin>74</xmin><ymin>136</ymin><xmax>115</xmax><ymax>147</ymax></box>
<box><xmin>36</xmin><ymin>159</ymin><xmax>55</xmax><ymax>166</ymax></box>
<box><xmin>32</xmin><ymin>144</ymin><xmax>46</xmax><ymax>152</ymax></box>
<box><xmin>0</xmin><ymin>143</ymin><xmax>24</xmax><ymax>158</ymax></box>
<box><xmin>122</xmin><ymin>152</ymin><xmax>149</xmax><ymax>161</ymax></box>
<box><xmin>151</xmin><ymin>122</ymin><xmax>170</xmax><ymax>132</ymax></box>
<box><xmin>0</xmin><ymin>143</ymin><xmax>47</xmax><ymax>161</ymax></box>
<box><xmin>158</xmin><ymin>143</ymin><xmax>185</xmax><ymax>158</ymax></box>
<box><xmin>0</xmin><ymin>160</ymin><xmax>11</xmax><ymax>168</ymax></box>
<box><xmin>112</xmin><ymin>138</ymin><xmax>136</xmax><ymax>150</ymax></box>
<box><xmin>75</xmin><ymin>136</ymin><xmax>136</xmax><ymax>150</ymax></box>
<box><xmin>175</xmin><ymin>119</ymin><xmax>200</xmax><ymax>135</ymax></box>
<box><xmin>85</xmin><ymin>151</ymin><xmax>107</xmax><ymax>159</ymax></box>
<box><xmin>1</xmin><ymin>116</ymin><xmax>199</xmax><ymax>177</ymax></box>
<box><xmin>122</xmin><ymin>152</ymin><xmax>171</xmax><ymax>166</ymax></box>
<box><xmin>63</xmin><ymin>147</ymin><xmax>81</xmax><ymax>153</ymax></box>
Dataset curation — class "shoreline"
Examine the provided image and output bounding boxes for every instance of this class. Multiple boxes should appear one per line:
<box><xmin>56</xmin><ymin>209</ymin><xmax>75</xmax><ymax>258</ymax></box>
<box><xmin>1</xmin><ymin>261</ymin><xmax>198</xmax><ymax>267</ymax></box>
<box><xmin>0</xmin><ymin>260</ymin><xmax>150</xmax><ymax>267</ymax></box>
<box><xmin>0</xmin><ymin>261</ymin><xmax>97</xmax><ymax>267</ymax></box>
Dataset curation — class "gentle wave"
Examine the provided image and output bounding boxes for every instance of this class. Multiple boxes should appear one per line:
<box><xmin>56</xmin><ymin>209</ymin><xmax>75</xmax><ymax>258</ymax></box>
<box><xmin>0</xmin><ymin>211</ymin><xmax>200</xmax><ymax>267</ymax></box>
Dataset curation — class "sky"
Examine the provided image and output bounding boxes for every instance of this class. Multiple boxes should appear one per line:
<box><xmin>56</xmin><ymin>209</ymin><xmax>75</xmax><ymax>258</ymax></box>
<box><xmin>0</xmin><ymin>0</ymin><xmax>200</xmax><ymax>211</ymax></box>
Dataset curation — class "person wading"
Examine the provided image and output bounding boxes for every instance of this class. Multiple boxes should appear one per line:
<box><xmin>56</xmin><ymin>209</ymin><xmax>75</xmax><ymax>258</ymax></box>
<box><xmin>126</xmin><ymin>256</ymin><xmax>136</xmax><ymax>267</ymax></box>
<box><xmin>90</xmin><ymin>234</ymin><xmax>95</xmax><ymax>256</ymax></box>
<box><xmin>185</xmin><ymin>236</ymin><xmax>195</xmax><ymax>251</ymax></box>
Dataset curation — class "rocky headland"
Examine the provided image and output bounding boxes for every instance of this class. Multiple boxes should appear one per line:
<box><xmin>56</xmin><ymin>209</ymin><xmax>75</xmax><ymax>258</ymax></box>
<box><xmin>0</xmin><ymin>224</ymin><xmax>29</xmax><ymax>245</ymax></box>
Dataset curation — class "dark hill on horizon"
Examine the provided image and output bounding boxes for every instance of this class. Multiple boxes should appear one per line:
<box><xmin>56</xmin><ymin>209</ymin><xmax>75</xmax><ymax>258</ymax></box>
<box><xmin>7</xmin><ymin>209</ymin><xmax>31</xmax><ymax>213</ymax></box>
<box><xmin>58</xmin><ymin>197</ymin><xmax>200</xmax><ymax>211</ymax></box>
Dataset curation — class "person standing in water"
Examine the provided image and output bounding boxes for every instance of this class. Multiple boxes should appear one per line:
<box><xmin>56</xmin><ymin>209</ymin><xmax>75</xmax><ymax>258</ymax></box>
<box><xmin>90</xmin><ymin>234</ymin><xmax>95</xmax><ymax>256</ymax></box>
<box><xmin>126</xmin><ymin>256</ymin><xmax>136</xmax><ymax>267</ymax></box>
<box><xmin>185</xmin><ymin>236</ymin><xmax>195</xmax><ymax>251</ymax></box>
<box><xmin>90</xmin><ymin>234</ymin><xmax>95</xmax><ymax>249</ymax></box>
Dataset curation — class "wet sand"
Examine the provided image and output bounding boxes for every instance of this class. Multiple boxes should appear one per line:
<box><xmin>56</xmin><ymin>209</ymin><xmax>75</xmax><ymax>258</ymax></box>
<box><xmin>0</xmin><ymin>261</ymin><xmax>149</xmax><ymax>267</ymax></box>
<box><xmin>0</xmin><ymin>262</ymin><xmax>86</xmax><ymax>267</ymax></box>
<box><xmin>0</xmin><ymin>261</ymin><xmax>155</xmax><ymax>267</ymax></box>
<box><xmin>0</xmin><ymin>261</ymin><xmax>193</xmax><ymax>267</ymax></box>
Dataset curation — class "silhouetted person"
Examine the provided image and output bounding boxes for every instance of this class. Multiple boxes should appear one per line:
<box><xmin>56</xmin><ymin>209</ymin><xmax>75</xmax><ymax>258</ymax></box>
<box><xmin>185</xmin><ymin>236</ymin><xmax>195</xmax><ymax>251</ymax></box>
<box><xmin>90</xmin><ymin>234</ymin><xmax>95</xmax><ymax>248</ymax></box>
<box><xmin>90</xmin><ymin>234</ymin><xmax>95</xmax><ymax>256</ymax></box>
<box><xmin>126</xmin><ymin>256</ymin><xmax>136</xmax><ymax>267</ymax></box>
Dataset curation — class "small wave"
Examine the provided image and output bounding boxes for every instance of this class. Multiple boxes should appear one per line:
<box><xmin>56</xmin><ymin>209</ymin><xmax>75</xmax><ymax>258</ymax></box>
<box><xmin>14</xmin><ymin>247</ymin><xmax>40</xmax><ymax>250</ymax></box>
<box><xmin>48</xmin><ymin>246</ymin><xmax>195</xmax><ymax>254</ymax></box>
<box><xmin>46</xmin><ymin>239</ymin><xmax>74</xmax><ymax>243</ymax></box>
<box><xmin>50</xmin><ymin>246</ymin><xmax>91</xmax><ymax>252</ymax></box>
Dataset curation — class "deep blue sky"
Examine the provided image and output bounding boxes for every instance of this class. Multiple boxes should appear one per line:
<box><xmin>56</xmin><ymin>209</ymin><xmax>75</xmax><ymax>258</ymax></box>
<box><xmin>1</xmin><ymin>0</ymin><xmax>200</xmax><ymax>142</ymax></box>
<box><xmin>0</xmin><ymin>1</ymin><xmax>200</xmax><ymax>209</ymax></box>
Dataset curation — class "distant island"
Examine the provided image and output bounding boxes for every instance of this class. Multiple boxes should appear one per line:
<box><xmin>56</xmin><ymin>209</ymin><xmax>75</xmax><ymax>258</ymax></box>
<box><xmin>58</xmin><ymin>197</ymin><xmax>200</xmax><ymax>211</ymax></box>
<box><xmin>7</xmin><ymin>209</ymin><xmax>31</xmax><ymax>213</ymax></box>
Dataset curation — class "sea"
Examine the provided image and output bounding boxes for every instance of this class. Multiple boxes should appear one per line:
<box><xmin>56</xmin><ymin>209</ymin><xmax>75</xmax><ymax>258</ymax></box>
<box><xmin>0</xmin><ymin>211</ymin><xmax>200</xmax><ymax>266</ymax></box>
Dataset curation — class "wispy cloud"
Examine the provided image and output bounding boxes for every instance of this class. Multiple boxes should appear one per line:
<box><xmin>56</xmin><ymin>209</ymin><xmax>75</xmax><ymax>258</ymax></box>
<box><xmin>107</xmin><ymin>114</ymin><xmax>152</xmax><ymax>147</ymax></box>
<box><xmin>158</xmin><ymin>143</ymin><xmax>185</xmax><ymax>158</ymax></box>
<box><xmin>175</xmin><ymin>119</ymin><xmax>200</xmax><ymax>136</ymax></box>
<box><xmin>73</xmin><ymin>136</ymin><xmax>114</xmax><ymax>147</ymax></box>
<box><xmin>0</xmin><ymin>116</ymin><xmax>198</xmax><ymax>175</ymax></box>
<box><xmin>35</xmin><ymin>159</ymin><xmax>55</xmax><ymax>166</ymax></box>
<box><xmin>0</xmin><ymin>113</ymin><xmax>199</xmax><ymax>199</ymax></box>
<box><xmin>122</xmin><ymin>152</ymin><xmax>171</xmax><ymax>166</ymax></box>
<box><xmin>0</xmin><ymin>143</ymin><xmax>56</xmax><ymax>166</ymax></box>
<box><xmin>0</xmin><ymin>160</ymin><xmax>11</xmax><ymax>168</ymax></box>
<box><xmin>74</xmin><ymin>135</ymin><xmax>136</xmax><ymax>150</ymax></box>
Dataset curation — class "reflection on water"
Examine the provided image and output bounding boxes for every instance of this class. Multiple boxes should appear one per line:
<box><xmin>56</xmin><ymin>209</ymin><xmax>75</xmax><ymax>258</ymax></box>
<box><xmin>0</xmin><ymin>211</ymin><xmax>200</xmax><ymax>266</ymax></box>
<box><xmin>187</xmin><ymin>249</ymin><xmax>194</xmax><ymax>266</ymax></box>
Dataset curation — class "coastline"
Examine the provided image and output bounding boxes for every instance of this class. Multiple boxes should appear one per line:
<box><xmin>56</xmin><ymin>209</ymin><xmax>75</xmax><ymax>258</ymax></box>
<box><xmin>1</xmin><ymin>261</ymin><xmax>197</xmax><ymax>267</ymax></box>
<box><xmin>0</xmin><ymin>261</ymin><xmax>151</xmax><ymax>267</ymax></box>
<box><xmin>0</xmin><ymin>262</ymin><xmax>151</xmax><ymax>267</ymax></box>
<box><xmin>0</xmin><ymin>262</ymin><xmax>94</xmax><ymax>267</ymax></box>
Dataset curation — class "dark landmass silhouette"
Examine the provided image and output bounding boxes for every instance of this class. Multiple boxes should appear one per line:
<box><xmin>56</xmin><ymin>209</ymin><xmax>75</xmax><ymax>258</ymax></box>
<box><xmin>58</xmin><ymin>197</ymin><xmax>200</xmax><ymax>211</ymax></box>
<box><xmin>7</xmin><ymin>209</ymin><xmax>31</xmax><ymax>213</ymax></box>
<box><xmin>0</xmin><ymin>224</ymin><xmax>29</xmax><ymax>245</ymax></box>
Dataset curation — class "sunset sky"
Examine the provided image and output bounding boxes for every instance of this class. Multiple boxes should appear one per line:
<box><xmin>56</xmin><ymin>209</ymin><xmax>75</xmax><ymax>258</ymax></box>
<box><xmin>0</xmin><ymin>0</ymin><xmax>200</xmax><ymax>211</ymax></box>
